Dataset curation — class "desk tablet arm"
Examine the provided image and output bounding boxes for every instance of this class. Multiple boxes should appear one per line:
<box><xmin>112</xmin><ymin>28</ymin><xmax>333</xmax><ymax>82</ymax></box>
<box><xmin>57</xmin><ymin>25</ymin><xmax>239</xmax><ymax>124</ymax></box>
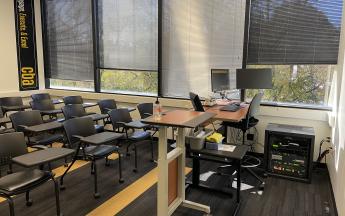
<box><xmin>18</xmin><ymin>125</ymin><xmax>29</xmax><ymax>132</ymax></box>
<box><xmin>30</xmin><ymin>145</ymin><xmax>48</xmax><ymax>150</ymax></box>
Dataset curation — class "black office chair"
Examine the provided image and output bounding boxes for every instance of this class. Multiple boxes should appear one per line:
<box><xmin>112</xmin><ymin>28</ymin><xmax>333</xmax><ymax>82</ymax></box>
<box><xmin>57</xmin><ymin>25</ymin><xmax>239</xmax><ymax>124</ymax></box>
<box><xmin>10</xmin><ymin>110</ymin><xmax>64</xmax><ymax>147</ymax></box>
<box><xmin>62</xmin><ymin>104</ymin><xmax>103</xmax><ymax>132</ymax></box>
<box><xmin>0</xmin><ymin>108</ymin><xmax>14</xmax><ymax>134</ymax></box>
<box><xmin>62</xmin><ymin>117</ymin><xmax>123</xmax><ymax>198</ymax></box>
<box><xmin>137</xmin><ymin>103</ymin><xmax>159</xmax><ymax>136</ymax></box>
<box><xmin>31</xmin><ymin>93</ymin><xmax>51</xmax><ymax>101</ymax></box>
<box><xmin>0</xmin><ymin>132</ymin><xmax>61</xmax><ymax>216</ymax></box>
<box><xmin>30</xmin><ymin>99</ymin><xmax>63</xmax><ymax>122</ymax></box>
<box><xmin>221</xmin><ymin>93</ymin><xmax>264</xmax><ymax>188</ymax></box>
<box><xmin>98</xmin><ymin>99</ymin><xmax>118</xmax><ymax>126</ymax></box>
<box><xmin>63</xmin><ymin>96</ymin><xmax>83</xmax><ymax>105</ymax></box>
<box><xmin>98</xmin><ymin>99</ymin><xmax>117</xmax><ymax>114</ymax></box>
<box><xmin>108</xmin><ymin>109</ymin><xmax>153</xmax><ymax>172</ymax></box>
<box><xmin>0</xmin><ymin>97</ymin><xmax>26</xmax><ymax>115</ymax></box>
<box><xmin>189</xmin><ymin>92</ymin><xmax>205</xmax><ymax>112</ymax></box>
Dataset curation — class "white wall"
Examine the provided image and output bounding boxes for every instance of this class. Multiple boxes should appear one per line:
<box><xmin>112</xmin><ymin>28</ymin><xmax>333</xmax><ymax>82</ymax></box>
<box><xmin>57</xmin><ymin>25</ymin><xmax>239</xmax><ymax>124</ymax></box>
<box><xmin>0</xmin><ymin>0</ymin><xmax>45</xmax><ymax>97</ymax></box>
<box><xmin>326</xmin><ymin>0</ymin><xmax>345</xmax><ymax>215</ymax></box>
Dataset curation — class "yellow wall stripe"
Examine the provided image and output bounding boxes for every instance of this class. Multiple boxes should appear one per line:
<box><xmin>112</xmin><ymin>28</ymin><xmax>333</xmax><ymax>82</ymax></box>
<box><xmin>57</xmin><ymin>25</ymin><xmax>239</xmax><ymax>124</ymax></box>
<box><xmin>87</xmin><ymin>167</ymin><xmax>192</xmax><ymax>216</ymax></box>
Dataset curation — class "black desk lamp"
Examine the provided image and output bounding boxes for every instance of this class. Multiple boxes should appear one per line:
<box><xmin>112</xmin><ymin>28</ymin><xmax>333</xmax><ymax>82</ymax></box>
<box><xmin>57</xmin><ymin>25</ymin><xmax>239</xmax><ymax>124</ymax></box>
<box><xmin>236</xmin><ymin>68</ymin><xmax>273</xmax><ymax>102</ymax></box>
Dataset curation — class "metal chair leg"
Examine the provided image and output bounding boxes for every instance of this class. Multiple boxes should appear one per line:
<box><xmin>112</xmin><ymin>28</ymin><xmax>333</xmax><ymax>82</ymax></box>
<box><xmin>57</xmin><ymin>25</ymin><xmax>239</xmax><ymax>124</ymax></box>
<box><xmin>93</xmin><ymin>160</ymin><xmax>100</xmax><ymax>198</ymax></box>
<box><xmin>7</xmin><ymin>196</ymin><xmax>15</xmax><ymax>216</ymax></box>
<box><xmin>117</xmin><ymin>151</ymin><xmax>124</xmax><ymax>183</ymax></box>
<box><xmin>105</xmin><ymin>156</ymin><xmax>110</xmax><ymax>167</ymax></box>
<box><xmin>91</xmin><ymin>161</ymin><xmax>95</xmax><ymax>175</ymax></box>
<box><xmin>51</xmin><ymin>177</ymin><xmax>62</xmax><ymax>216</ymax></box>
<box><xmin>150</xmin><ymin>137</ymin><xmax>154</xmax><ymax>162</ymax></box>
<box><xmin>26</xmin><ymin>191</ymin><xmax>33</xmax><ymax>206</ymax></box>
<box><xmin>133</xmin><ymin>145</ymin><xmax>138</xmax><ymax>173</ymax></box>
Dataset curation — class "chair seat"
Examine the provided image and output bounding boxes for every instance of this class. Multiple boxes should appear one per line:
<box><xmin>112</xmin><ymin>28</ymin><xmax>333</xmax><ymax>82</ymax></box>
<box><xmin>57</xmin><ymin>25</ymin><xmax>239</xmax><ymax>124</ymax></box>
<box><xmin>94</xmin><ymin>125</ymin><xmax>104</xmax><ymax>133</ymax></box>
<box><xmin>125</xmin><ymin>120</ymin><xmax>149</xmax><ymax>129</ymax></box>
<box><xmin>224</xmin><ymin>117</ymin><xmax>259</xmax><ymax>130</ymax></box>
<box><xmin>29</xmin><ymin>133</ymin><xmax>64</xmax><ymax>146</ymax></box>
<box><xmin>129</xmin><ymin>131</ymin><xmax>151</xmax><ymax>141</ymax></box>
<box><xmin>0</xmin><ymin>170</ymin><xmax>51</xmax><ymax>195</ymax></box>
<box><xmin>84</xmin><ymin>145</ymin><xmax>118</xmax><ymax>158</ymax></box>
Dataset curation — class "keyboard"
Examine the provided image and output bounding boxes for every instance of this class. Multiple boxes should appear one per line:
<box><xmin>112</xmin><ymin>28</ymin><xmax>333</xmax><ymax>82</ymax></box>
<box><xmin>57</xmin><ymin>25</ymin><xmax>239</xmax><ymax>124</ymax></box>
<box><xmin>220</xmin><ymin>103</ymin><xmax>241</xmax><ymax>112</ymax></box>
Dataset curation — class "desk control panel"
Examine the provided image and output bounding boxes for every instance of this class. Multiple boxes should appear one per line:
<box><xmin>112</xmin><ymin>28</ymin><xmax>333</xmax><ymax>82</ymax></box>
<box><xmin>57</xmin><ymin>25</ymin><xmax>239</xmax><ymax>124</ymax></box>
<box><xmin>264</xmin><ymin>123</ymin><xmax>314</xmax><ymax>183</ymax></box>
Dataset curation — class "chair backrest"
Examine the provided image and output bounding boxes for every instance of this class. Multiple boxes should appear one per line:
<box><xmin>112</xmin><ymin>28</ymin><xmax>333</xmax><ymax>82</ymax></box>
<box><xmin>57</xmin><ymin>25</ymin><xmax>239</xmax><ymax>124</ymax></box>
<box><xmin>10</xmin><ymin>110</ymin><xmax>44</xmax><ymax>132</ymax></box>
<box><xmin>189</xmin><ymin>92</ymin><xmax>204</xmax><ymax>112</ymax></box>
<box><xmin>0</xmin><ymin>107</ymin><xmax>4</xmax><ymax>118</ymax></box>
<box><xmin>62</xmin><ymin>104</ymin><xmax>86</xmax><ymax>120</ymax></box>
<box><xmin>31</xmin><ymin>93</ymin><xmax>51</xmax><ymax>101</ymax></box>
<box><xmin>0</xmin><ymin>97</ymin><xmax>23</xmax><ymax>106</ymax></box>
<box><xmin>98</xmin><ymin>99</ymin><xmax>117</xmax><ymax>114</ymax></box>
<box><xmin>137</xmin><ymin>103</ymin><xmax>153</xmax><ymax>119</ymax></box>
<box><xmin>63</xmin><ymin>117</ymin><xmax>96</xmax><ymax>148</ymax></box>
<box><xmin>108</xmin><ymin>109</ymin><xmax>132</xmax><ymax>129</ymax></box>
<box><xmin>63</xmin><ymin>96</ymin><xmax>83</xmax><ymax>105</ymax></box>
<box><xmin>0</xmin><ymin>132</ymin><xmax>28</xmax><ymax>166</ymax></box>
<box><xmin>247</xmin><ymin>92</ymin><xmax>263</xmax><ymax>118</ymax></box>
<box><xmin>30</xmin><ymin>99</ymin><xmax>55</xmax><ymax>111</ymax></box>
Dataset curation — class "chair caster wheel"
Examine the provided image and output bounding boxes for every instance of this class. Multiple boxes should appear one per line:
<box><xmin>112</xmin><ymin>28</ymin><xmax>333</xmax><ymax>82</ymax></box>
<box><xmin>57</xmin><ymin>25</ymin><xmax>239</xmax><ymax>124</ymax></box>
<box><xmin>94</xmin><ymin>193</ymin><xmax>100</xmax><ymax>199</ymax></box>
<box><xmin>119</xmin><ymin>179</ymin><xmax>124</xmax><ymax>183</ymax></box>
<box><xmin>263</xmin><ymin>173</ymin><xmax>268</xmax><ymax>178</ymax></box>
<box><xmin>60</xmin><ymin>185</ymin><xmax>66</xmax><ymax>190</ymax></box>
<box><xmin>105</xmin><ymin>163</ymin><xmax>110</xmax><ymax>167</ymax></box>
<box><xmin>133</xmin><ymin>169</ymin><xmax>138</xmax><ymax>173</ymax></box>
<box><xmin>259</xmin><ymin>184</ymin><xmax>265</xmax><ymax>190</ymax></box>
<box><xmin>64</xmin><ymin>163</ymin><xmax>68</xmax><ymax>167</ymax></box>
<box><xmin>126</xmin><ymin>153</ymin><xmax>131</xmax><ymax>156</ymax></box>
<box><xmin>26</xmin><ymin>200</ymin><xmax>33</xmax><ymax>207</ymax></box>
<box><xmin>91</xmin><ymin>171</ymin><xmax>95</xmax><ymax>175</ymax></box>
<box><xmin>150</xmin><ymin>159</ymin><xmax>155</xmax><ymax>162</ymax></box>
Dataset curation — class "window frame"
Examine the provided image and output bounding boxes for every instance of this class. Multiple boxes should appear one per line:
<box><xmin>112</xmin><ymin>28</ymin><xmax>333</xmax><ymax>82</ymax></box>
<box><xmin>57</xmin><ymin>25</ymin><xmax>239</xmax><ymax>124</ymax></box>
<box><xmin>40</xmin><ymin>0</ymin><xmax>334</xmax><ymax>110</ymax></box>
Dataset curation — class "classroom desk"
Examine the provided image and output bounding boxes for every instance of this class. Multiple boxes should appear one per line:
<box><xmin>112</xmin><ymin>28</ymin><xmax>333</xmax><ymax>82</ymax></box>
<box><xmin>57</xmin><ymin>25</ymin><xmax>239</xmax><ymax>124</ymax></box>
<box><xmin>1</xmin><ymin>104</ymin><xmax>31</xmax><ymax>113</ymax></box>
<box><xmin>12</xmin><ymin>148</ymin><xmax>75</xmax><ymax>168</ymax></box>
<box><xmin>23</xmin><ymin>121</ymin><xmax>63</xmax><ymax>133</ymax></box>
<box><xmin>190</xmin><ymin>144</ymin><xmax>249</xmax><ymax>216</ymax></box>
<box><xmin>142</xmin><ymin>110</ymin><xmax>216</xmax><ymax>216</ymax></box>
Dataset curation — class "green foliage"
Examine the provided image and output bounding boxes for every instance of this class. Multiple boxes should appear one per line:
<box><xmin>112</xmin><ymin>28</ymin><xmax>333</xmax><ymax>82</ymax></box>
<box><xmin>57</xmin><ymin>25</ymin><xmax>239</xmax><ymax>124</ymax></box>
<box><xmin>100</xmin><ymin>70</ymin><xmax>158</xmax><ymax>95</ymax></box>
<box><xmin>246</xmin><ymin>65</ymin><xmax>333</xmax><ymax>105</ymax></box>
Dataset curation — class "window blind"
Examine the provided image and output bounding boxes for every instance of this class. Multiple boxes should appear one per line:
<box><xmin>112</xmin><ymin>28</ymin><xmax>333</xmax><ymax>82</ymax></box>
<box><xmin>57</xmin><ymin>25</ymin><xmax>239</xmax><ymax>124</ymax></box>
<box><xmin>247</xmin><ymin>0</ymin><xmax>343</xmax><ymax>65</ymax></box>
<box><xmin>97</xmin><ymin>0</ymin><xmax>158</xmax><ymax>71</ymax></box>
<box><xmin>162</xmin><ymin>0</ymin><xmax>246</xmax><ymax>98</ymax></box>
<box><xmin>44</xmin><ymin>0</ymin><xmax>94</xmax><ymax>81</ymax></box>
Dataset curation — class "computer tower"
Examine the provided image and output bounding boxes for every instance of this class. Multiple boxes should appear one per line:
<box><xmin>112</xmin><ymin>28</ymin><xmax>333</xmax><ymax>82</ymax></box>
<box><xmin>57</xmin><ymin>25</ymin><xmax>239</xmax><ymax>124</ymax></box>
<box><xmin>264</xmin><ymin>123</ymin><xmax>315</xmax><ymax>183</ymax></box>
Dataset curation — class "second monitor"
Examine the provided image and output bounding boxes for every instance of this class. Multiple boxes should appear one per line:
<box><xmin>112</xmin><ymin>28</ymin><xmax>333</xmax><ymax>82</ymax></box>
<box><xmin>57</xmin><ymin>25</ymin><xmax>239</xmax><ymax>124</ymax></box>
<box><xmin>211</xmin><ymin>69</ymin><xmax>230</xmax><ymax>92</ymax></box>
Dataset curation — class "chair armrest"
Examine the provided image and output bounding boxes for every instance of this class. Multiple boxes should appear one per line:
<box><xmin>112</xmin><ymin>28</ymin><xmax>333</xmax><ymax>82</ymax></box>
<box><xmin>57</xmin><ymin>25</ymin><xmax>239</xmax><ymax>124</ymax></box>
<box><xmin>144</xmin><ymin>113</ymin><xmax>152</xmax><ymax>116</ymax></box>
<box><xmin>72</xmin><ymin>135</ymin><xmax>84</xmax><ymax>140</ymax></box>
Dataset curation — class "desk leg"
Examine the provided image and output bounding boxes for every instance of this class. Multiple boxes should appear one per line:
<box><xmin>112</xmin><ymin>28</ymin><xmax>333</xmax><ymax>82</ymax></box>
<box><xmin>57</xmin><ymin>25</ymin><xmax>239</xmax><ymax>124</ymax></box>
<box><xmin>157</xmin><ymin>126</ymin><xmax>169</xmax><ymax>216</ymax></box>
<box><xmin>192</xmin><ymin>157</ymin><xmax>200</xmax><ymax>187</ymax></box>
<box><xmin>233</xmin><ymin>159</ymin><xmax>241</xmax><ymax>215</ymax></box>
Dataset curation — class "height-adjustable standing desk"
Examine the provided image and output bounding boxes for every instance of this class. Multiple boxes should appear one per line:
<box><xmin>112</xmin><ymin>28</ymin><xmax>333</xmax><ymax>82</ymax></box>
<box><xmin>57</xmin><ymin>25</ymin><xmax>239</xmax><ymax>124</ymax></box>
<box><xmin>142</xmin><ymin>110</ymin><xmax>216</xmax><ymax>216</ymax></box>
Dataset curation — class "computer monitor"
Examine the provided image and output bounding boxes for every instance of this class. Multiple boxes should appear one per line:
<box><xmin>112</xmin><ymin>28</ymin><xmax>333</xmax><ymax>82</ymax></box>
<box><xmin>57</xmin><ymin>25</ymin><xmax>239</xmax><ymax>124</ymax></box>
<box><xmin>236</xmin><ymin>68</ymin><xmax>273</xmax><ymax>89</ymax></box>
<box><xmin>211</xmin><ymin>69</ymin><xmax>230</xmax><ymax>92</ymax></box>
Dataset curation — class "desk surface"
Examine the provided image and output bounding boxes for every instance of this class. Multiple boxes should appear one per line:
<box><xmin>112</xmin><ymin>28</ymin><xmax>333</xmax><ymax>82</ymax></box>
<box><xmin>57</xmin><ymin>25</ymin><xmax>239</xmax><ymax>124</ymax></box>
<box><xmin>2</xmin><ymin>105</ymin><xmax>31</xmax><ymax>111</ymax></box>
<box><xmin>82</xmin><ymin>113</ymin><xmax>108</xmax><ymax>121</ymax></box>
<box><xmin>80</xmin><ymin>132</ymin><xmax>123</xmax><ymax>145</ymax></box>
<box><xmin>191</xmin><ymin>144</ymin><xmax>249</xmax><ymax>160</ymax></box>
<box><xmin>204</xmin><ymin>104</ymin><xmax>248</xmax><ymax>122</ymax></box>
<box><xmin>12</xmin><ymin>148</ymin><xmax>75</xmax><ymax>167</ymax></box>
<box><xmin>142</xmin><ymin>110</ymin><xmax>216</xmax><ymax>128</ymax></box>
<box><xmin>24</xmin><ymin>121</ymin><xmax>63</xmax><ymax>133</ymax></box>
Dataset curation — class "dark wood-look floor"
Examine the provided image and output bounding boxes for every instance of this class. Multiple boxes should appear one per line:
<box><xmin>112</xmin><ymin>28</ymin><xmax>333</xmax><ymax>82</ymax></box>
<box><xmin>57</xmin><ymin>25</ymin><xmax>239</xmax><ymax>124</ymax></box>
<box><xmin>119</xmin><ymin>159</ymin><xmax>337</xmax><ymax>216</ymax></box>
<box><xmin>0</xmin><ymin>141</ymin><xmax>336</xmax><ymax>216</ymax></box>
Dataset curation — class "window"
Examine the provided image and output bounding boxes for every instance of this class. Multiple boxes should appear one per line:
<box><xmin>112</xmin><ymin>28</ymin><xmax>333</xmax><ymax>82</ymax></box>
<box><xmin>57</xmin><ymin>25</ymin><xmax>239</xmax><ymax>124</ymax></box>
<box><xmin>100</xmin><ymin>69</ymin><xmax>157</xmax><ymax>96</ymax></box>
<box><xmin>246</xmin><ymin>0</ymin><xmax>342</xmax><ymax>107</ymax></box>
<box><xmin>97</xmin><ymin>0</ymin><xmax>158</xmax><ymax>95</ymax></box>
<box><xmin>43</xmin><ymin>0</ymin><xmax>94</xmax><ymax>91</ymax></box>
<box><xmin>246</xmin><ymin>65</ymin><xmax>334</xmax><ymax>107</ymax></box>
